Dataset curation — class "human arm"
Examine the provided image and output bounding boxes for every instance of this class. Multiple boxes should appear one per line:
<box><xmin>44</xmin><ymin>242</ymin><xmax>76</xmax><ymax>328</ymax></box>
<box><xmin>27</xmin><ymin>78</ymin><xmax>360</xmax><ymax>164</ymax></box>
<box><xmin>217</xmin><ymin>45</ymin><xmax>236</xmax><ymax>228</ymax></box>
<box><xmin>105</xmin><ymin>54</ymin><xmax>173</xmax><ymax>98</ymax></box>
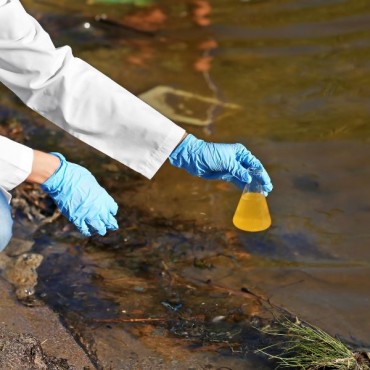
<box><xmin>0</xmin><ymin>136</ymin><xmax>34</xmax><ymax>199</ymax></box>
<box><xmin>0</xmin><ymin>136</ymin><xmax>118</xmax><ymax>236</ymax></box>
<box><xmin>0</xmin><ymin>0</ymin><xmax>272</xmax><ymax>206</ymax></box>
<box><xmin>0</xmin><ymin>0</ymin><xmax>185</xmax><ymax>180</ymax></box>
<box><xmin>38</xmin><ymin>152</ymin><xmax>119</xmax><ymax>236</ymax></box>
<box><xmin>26</xmin><ymin>150</ymin><xmax>60</xmax><ymax>185</ymax></box>
<box><xmin>27</xmin><ymin>151</ymin><xmax>119</xmax><ymax>236</ymax></box>
<box><xmin>25</xmin><ymin>150</ymin><xmax>119</xmax><ymax>236</ymax></box>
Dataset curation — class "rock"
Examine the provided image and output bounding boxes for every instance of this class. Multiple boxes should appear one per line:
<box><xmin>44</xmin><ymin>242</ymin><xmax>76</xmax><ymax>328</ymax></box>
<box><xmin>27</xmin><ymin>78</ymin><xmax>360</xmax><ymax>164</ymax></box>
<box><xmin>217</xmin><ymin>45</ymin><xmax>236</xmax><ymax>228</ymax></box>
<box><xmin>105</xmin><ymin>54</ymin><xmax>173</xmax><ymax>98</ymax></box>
<box><xmin>0</xmin><ymin>329</ymin><xmax>48</xmax><ymax>370</ymax></box>
<box><xmin>139</xmin><ymin>86</ymin><xmax>241</xmax><ymax>126</ymax></box>
<box><xmin>0</xmin><ymin>278</ymin><xmax>93</xmax><ymax>369</ymax></box>
<box><xmin>0</xmin><ymin>329</ymin><xmax>75</xmax><ymax>370</ymax></box>
<box><xmin>4</xmin><ymin>237</ymin><xmax>34</xmax><ymax>257</ymax></box>
<box><xmin>0</xmin><ymin>251</ymin><xmax>43</xmax><ymax>300</ymax></box>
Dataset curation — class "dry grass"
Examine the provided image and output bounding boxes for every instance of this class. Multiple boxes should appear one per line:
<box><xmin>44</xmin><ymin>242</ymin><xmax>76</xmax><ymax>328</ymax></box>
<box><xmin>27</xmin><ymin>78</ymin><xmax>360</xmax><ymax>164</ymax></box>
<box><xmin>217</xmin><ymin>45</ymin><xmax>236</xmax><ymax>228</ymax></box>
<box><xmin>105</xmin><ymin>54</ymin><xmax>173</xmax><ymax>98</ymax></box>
<box><xmin>256</xmin><ymin>317</ymin><xmax>369</xmax><ymax>370</ymax></box>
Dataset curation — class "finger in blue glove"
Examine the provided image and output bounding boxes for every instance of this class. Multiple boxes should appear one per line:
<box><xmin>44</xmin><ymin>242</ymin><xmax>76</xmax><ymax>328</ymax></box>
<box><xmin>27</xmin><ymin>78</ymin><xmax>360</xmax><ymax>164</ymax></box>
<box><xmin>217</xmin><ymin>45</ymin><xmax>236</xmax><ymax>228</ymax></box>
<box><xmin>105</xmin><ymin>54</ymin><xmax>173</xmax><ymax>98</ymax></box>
<box><xmin>40</xmin><ymin>152</ymin><xmax>119</xmax><ymax>236</ymax></box>
<box><xmin>169</xmin><ymin>134</ymin><xmax>273</xmax><ymax>194</ymax></box>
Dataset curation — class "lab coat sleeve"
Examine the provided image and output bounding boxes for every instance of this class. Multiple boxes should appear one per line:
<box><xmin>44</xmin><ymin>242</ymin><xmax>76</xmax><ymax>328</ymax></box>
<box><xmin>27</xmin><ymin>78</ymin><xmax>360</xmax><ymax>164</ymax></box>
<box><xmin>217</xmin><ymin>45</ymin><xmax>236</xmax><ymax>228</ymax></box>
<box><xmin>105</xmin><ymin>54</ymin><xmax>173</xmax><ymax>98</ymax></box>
<box><xmin>0</xmin><ymin>0</ymin><xmax>185</xmax><ymax>180</ymax></box>
<box><xmin>0</xmin><ymin>136</ymin><xmax>33</xmax><ymax>201</ymax></box>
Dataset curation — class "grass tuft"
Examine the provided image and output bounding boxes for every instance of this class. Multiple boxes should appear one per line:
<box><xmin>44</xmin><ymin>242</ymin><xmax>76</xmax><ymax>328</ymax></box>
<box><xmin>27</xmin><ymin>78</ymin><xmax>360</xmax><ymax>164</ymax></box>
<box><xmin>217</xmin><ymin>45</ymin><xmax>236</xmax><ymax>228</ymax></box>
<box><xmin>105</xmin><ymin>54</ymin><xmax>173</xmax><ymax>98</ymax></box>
<box><xmin>255</xmin><ymin>317</ymin><xmax>370</xmax><ymax>370</ymax></box>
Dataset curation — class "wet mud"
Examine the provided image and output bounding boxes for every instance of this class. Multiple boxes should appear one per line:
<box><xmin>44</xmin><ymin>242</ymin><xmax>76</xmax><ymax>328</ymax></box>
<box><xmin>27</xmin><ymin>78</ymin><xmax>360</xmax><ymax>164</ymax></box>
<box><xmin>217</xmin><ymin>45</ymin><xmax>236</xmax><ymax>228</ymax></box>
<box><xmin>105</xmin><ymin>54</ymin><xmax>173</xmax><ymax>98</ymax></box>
<box><xmin>0</xmin><ymin>328</ymin><xmax>75</xmax><ymax>370</ymax></box>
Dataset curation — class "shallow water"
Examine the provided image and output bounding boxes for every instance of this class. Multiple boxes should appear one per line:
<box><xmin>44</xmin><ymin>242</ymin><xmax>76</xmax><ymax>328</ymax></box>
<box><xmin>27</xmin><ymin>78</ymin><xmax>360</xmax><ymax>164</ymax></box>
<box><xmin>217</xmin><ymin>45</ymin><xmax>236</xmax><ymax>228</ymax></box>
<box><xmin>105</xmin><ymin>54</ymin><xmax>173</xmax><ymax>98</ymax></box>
<box><xmin>2</xmin><ymin>0</ymin><xmax>370</xmax><ymax>368</ymax></box>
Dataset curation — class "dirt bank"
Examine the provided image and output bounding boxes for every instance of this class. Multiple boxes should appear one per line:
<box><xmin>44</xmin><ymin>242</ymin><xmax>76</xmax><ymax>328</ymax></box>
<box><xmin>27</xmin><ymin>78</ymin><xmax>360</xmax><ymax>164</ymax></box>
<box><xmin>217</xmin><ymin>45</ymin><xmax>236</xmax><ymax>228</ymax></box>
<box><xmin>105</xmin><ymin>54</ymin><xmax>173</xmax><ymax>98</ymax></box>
<box><xmin>0</xmin><ymin>270</ymin><xmax>93</xmax><ymax>369</ymax></box>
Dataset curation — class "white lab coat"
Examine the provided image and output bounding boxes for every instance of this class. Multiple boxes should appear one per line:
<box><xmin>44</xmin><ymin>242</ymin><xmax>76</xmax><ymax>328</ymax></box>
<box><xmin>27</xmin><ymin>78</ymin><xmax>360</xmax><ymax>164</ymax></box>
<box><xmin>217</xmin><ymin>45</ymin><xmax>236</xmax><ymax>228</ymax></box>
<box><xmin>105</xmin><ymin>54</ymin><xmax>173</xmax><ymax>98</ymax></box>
<box><xmin>0</xmin><ymin>0</ymin><xmax>185</xmax><ymax>201</ymax></box>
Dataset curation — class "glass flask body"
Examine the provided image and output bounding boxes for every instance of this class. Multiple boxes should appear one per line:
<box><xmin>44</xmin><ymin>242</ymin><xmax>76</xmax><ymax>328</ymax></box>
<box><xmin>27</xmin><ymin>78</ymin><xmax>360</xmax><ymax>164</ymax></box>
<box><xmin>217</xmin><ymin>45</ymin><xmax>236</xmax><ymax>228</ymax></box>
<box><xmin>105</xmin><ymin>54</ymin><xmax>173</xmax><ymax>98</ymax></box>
<box><xmin>233</xmin><ymin>175</ymin><xmax>271</xmax><ymax>232</ymax></box>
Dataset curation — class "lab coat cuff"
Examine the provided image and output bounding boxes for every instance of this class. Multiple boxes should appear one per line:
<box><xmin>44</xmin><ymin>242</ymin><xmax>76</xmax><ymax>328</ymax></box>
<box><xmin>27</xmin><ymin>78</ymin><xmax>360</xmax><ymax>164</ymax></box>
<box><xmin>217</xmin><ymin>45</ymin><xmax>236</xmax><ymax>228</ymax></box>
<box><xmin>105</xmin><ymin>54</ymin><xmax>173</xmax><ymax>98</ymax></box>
<box><xmin>0</xmin><ymin>137</ymin><xmax>34</xmax><ymax>191</ymax></box>
<box><xmin>0</xmin><ymin>187</ymin><xmax>11</xmax><ymax>203</ymax></box>
<box><xmin>139</xmin><ymin>125</ymin><xmax>186</xmax><ymax>179</ymax></box>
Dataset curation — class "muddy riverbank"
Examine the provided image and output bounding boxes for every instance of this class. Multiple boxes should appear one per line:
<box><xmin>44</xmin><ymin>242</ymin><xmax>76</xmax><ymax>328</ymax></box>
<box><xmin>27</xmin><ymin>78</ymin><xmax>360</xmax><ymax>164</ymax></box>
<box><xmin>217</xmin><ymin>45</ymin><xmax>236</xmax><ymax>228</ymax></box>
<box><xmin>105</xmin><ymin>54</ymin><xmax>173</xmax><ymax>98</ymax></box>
<box><xmin>0</xmin><ymin>274</ymin><xmax>93</xmax><ymax>369</ymax></box>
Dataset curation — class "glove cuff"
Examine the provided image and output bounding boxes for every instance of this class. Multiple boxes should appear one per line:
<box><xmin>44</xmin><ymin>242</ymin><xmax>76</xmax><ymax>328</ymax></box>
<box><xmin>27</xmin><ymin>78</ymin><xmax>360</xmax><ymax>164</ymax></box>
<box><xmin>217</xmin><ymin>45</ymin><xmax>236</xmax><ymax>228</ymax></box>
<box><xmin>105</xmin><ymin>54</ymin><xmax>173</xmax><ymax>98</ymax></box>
<box><xmin>169</xmin><ymin>134</ymin><xmax>199</xmax><ymax>168</ymax></box>
<box><xmin>40</xmin><ymin>152</ymin><xmax>67</xmax><ymax>193</ymax></box>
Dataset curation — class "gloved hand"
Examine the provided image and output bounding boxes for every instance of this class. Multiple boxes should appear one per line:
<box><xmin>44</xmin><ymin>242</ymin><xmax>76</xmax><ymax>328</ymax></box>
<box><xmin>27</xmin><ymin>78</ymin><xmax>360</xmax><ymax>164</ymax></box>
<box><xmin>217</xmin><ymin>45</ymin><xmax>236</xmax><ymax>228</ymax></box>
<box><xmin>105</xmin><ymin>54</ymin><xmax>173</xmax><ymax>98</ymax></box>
<box><xmin>169</xmin><ymin>134</ymin><xmax>273</xmax><ymax>194</ymax></box>
<box><xmin>40</xmin><ymin>153</ymin><xmax>119</xmax><ymax>236</ymax></box>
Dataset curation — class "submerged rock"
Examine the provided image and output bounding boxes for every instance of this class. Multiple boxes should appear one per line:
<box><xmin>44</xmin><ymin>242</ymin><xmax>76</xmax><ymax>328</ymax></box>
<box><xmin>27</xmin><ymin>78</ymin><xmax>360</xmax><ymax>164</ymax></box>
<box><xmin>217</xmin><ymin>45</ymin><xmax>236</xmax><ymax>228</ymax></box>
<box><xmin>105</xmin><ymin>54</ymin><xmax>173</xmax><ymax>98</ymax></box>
<box><xmin>0</xmin><ymin>250</ymin><xmax>43</xmax><ymax>301</ymax></box>
<box><xmin>139</xmin><ymin>85</ymin><xmax>241</xmax><ymax>126</ymax></box>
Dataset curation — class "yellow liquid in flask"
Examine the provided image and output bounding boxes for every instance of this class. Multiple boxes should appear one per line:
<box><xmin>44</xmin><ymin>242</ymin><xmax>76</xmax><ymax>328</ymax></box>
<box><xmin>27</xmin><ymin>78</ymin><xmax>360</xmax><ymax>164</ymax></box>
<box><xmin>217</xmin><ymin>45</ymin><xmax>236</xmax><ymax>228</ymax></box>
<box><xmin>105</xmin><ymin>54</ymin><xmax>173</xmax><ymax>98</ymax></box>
<box><xmin>233</xmin><ymin>192</ymin><xmax>271</xmax><ymax>232</ymax></box>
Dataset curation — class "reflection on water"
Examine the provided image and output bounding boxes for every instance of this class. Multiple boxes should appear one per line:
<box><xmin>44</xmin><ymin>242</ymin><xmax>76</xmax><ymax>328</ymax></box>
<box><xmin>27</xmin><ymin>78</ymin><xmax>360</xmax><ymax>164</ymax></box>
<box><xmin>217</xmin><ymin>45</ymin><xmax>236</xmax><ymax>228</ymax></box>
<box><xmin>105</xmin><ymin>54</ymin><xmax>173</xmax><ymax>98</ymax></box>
<box><xmin>3</xmin><ymin>0</ymin><xmax>370</xmax><ymax>367</ymax></box>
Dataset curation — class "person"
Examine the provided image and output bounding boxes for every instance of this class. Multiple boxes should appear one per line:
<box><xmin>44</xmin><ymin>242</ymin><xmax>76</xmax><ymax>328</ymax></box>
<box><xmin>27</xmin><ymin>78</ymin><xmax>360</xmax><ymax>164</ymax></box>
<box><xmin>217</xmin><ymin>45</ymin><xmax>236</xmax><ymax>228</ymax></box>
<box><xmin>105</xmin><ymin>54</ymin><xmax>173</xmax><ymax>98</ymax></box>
<box><xmin>0</xmin><ymin>0</ymin><xmax>273</xmax><ymax>251</ymax></box>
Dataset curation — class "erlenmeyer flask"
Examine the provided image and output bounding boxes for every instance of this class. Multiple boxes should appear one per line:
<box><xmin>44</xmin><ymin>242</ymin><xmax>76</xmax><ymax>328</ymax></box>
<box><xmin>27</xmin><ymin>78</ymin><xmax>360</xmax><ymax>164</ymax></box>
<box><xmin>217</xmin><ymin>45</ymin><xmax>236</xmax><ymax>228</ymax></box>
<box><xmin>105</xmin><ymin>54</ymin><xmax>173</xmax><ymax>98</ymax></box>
<box><xmin>233</xmin><ymin>172</ymin><xmax>271</xmax><ymax>232</ymax></box>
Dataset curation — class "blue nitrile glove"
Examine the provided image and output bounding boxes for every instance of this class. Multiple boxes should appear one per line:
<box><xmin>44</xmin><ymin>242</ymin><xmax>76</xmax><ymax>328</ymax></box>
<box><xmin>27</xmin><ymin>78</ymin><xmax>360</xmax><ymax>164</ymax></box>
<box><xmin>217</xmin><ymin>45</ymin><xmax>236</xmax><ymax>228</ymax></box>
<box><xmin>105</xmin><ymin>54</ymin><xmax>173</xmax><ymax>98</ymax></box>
<box><xmin>40</xmin><ymin>153</ymin><xmax>119</xmax><ymax>237</ymax></box>
<box><xmin>169</xmin><ymin>134</ymin><xmax>273</xmax><ymax>195</ymax></box>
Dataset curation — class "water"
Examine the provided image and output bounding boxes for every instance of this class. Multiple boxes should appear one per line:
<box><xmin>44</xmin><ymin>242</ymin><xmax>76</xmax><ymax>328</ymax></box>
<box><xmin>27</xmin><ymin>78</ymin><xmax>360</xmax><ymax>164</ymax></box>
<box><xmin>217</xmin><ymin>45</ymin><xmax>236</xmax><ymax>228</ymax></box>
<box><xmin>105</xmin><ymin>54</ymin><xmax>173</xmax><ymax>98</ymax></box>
<box><xmin>2</xmin><ymin>0</ymin><xmax>370</xmax><ymax>368</ymax></box>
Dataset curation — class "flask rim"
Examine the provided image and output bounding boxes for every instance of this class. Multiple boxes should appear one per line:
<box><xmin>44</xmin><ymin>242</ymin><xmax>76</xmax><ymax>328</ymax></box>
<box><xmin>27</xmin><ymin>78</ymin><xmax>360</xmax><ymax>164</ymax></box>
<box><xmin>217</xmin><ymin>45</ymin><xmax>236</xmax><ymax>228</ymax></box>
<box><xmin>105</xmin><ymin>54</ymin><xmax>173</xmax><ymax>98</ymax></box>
<box><xmin>248</xmin><ymin>167</ymin><xmax>263</xmax><ymax>176</ymax></box>
<box><xmin>244</xmin><ymin>168</ymin><xmax>264</xmax><ymax>194</ymax></box>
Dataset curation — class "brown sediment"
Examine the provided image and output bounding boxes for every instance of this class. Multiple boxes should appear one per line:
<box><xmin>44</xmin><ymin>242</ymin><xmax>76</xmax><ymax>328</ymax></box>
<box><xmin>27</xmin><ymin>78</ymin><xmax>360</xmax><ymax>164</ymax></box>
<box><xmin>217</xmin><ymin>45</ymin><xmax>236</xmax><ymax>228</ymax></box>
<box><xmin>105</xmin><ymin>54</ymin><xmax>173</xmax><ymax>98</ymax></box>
<box><xmin>0</xmin><ymin>277</ymin><xmax>94</xmax><ymax>369</ymax></box>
